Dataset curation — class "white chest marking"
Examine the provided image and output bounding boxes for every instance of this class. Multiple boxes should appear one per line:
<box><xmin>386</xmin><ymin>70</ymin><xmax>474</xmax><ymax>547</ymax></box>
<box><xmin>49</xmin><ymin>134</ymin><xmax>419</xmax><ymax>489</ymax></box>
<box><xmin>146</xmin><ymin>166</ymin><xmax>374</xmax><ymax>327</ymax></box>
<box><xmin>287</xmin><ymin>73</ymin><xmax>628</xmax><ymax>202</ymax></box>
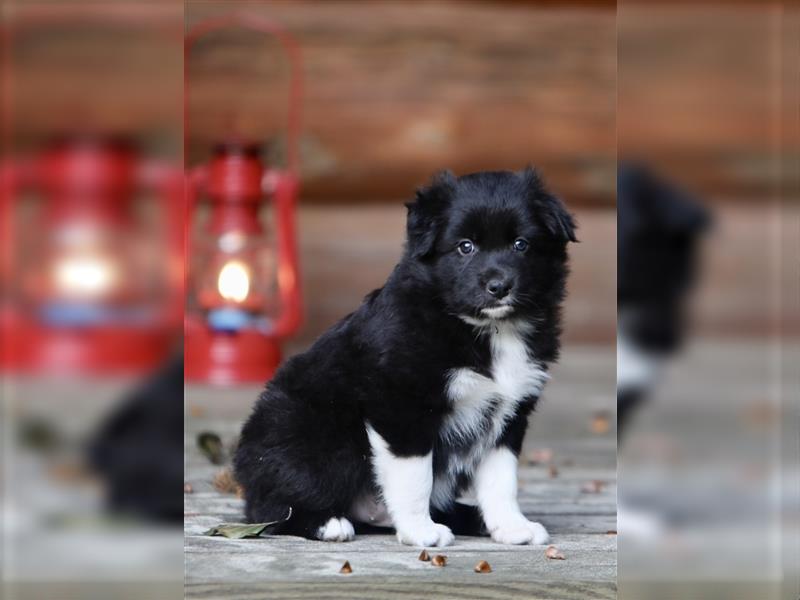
<box><xmin>435</xmin><ymin>322</ymin><xmax>548</xmax><ymax>500</ymax></box>
<box><xmin>444</xmin><ymin>322</ymin><xmax>547</xmax><ymax>445</ymax></box>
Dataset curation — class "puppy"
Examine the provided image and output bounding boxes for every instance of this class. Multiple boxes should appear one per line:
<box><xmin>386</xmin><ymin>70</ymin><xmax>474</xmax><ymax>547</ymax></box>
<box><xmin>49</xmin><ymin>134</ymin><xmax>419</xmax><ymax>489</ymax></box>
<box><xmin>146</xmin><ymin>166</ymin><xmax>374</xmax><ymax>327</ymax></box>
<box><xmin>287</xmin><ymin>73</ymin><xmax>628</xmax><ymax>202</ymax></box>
<box><xmin>234</xmin><ymin>169</ymin><xmax>576</xmax><ymax>546</ymax></box>
<box><xmin>617</xmin><ymin>163</ymin><xmax>709</xmax><ymax>436</ymax></box>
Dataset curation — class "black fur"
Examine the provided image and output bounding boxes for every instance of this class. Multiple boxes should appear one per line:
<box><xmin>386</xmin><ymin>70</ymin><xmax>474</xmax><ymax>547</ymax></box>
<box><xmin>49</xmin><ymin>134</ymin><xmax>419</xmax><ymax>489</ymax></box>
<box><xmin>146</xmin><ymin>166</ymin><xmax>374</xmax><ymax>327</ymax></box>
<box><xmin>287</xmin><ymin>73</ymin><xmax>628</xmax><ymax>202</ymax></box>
<box><xmin>234</xmin><ymin>169</ymin><xmax>575</xmax><ymax>537</ymax></box>
<box><xmin>89</xmin><ymin>356</ymin><xmax>183</xmax><ymax>523</ymax></box>
<box><xmin>617</xmin><ymin>163</ymin><xmax>710</xmax><ymax>435</ymax></box>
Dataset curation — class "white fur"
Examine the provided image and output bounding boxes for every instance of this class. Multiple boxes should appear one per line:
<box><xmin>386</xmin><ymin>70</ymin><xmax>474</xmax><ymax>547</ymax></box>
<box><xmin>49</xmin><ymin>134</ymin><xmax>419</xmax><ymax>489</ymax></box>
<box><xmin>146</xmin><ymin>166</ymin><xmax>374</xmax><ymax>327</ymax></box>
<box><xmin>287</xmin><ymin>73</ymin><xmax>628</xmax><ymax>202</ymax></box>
<box><xmin>474</xmin><ymin>447</ymin><xmax>549</xmax><ymax>544</ymax></box>
<box><xmin>617</xmin><ymin>328</ymin><xmax>661</xmax><ymax>391</ymax></box>
<box><xmin>315</xmin><ymin>517</ymin><xmax>355</xmax><ymax>542</ymax></box>
<box><xmin>366</xmin><ymin>425</ymin><xmax>454</xmax><ymax>547</ymax></box>
<box><xmin>437</xmin><ymin>320</ymin><xmax>548</xmax><ymax>495</ymax></box>
<box><xmin>481</xmin><ymin>305</ymin><xmax>514</xmax><ymax>319</ymax></box>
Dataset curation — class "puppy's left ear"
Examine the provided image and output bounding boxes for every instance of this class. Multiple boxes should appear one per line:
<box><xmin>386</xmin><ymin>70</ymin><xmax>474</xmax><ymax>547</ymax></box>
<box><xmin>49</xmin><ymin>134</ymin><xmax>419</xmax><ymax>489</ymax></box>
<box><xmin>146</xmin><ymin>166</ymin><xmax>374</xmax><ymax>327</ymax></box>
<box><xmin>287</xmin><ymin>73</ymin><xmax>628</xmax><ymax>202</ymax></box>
<box><xmin>520</xmin><ymin>167</ymin><xmax>578</xmax><ymax>243</ymax></box>
<box><xmin>405</xmin><ymin>170</ymin><xmax>456</xmax><ymax>259</ymax></box>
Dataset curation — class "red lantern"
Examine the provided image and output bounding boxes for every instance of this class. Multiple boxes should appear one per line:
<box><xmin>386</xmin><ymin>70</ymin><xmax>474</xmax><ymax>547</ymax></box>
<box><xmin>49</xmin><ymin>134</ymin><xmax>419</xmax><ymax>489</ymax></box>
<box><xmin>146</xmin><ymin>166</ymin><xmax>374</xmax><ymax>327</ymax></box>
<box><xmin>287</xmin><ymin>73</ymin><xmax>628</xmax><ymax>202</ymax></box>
<box><xmin>1</xmin><ymin>136</ymin><xmax>183</xmax><ymax>374</ymax></box>
<box><xmin>0</xmin><ymin>6</ymin><xmax>183</xmax><ymax>374</ymax></box>
<box><xmin>184</xmin><ymin>14</ymin><xmax>303</xmax><ymax>386</ymax></box>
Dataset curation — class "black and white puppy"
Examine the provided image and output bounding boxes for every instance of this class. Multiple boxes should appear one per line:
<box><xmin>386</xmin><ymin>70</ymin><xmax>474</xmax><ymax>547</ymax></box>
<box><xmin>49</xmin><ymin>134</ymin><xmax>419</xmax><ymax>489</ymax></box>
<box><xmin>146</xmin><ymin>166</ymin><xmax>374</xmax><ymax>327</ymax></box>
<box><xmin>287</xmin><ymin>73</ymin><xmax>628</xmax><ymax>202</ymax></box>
<box><xmin>617</xmin><ymin>163</ymin><xmax>709</xmax><ymax>436</ymax></box>
<box><xmin>234</xmin><ymin>169</ymin><xmax>576</xmax><ymax>547</ymax></box>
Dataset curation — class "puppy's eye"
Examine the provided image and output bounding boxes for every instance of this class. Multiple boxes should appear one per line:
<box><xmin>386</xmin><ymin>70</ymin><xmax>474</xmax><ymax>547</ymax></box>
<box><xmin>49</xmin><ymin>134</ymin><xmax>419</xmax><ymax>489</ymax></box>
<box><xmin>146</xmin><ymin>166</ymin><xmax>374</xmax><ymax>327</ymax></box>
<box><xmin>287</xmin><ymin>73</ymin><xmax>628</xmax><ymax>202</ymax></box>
<box><xmin>457</xmin><ymin>240</ymin><xmax>475</xmax><ymax>256</ymax></box>
<box><xmin>513</xmin><ymin>238</ymin><xmax>529</xmax><ymax>252</ymax></box>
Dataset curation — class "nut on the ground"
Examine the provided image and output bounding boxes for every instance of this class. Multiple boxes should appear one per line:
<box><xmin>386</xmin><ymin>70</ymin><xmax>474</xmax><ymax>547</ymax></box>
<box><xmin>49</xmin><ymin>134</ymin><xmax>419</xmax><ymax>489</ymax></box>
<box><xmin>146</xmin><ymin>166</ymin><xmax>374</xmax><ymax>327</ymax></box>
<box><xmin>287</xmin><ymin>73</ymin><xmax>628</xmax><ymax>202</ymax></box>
<box><xmin>591</xmin><ymin>411</ymin><xmax>611</xmax><ymax>434</ymax></box>
<box><xmin>545</xmin><ymin>545</ymin><xmax>566</xmax><ymax>560</ymax></box>
<box><xmin>418</xmin><ymin>549</ymin><xmax>430</xmax><ymax>561</ymax></box>
<box><xmin>212</xmin><ymin>468</ymin><xmax>243</xmax><ymax>497</ymax></box>
<box><xmin>183</xmin><ymin>483</ymin><xmax>193</xmax><ymax>494</ymax></box>
<box><xmin>431</xmin><ymin>554</ymin><xmax>447</xmax><ymax>567</ymax></box>
<box><xmin>474</xmin><ymin>559</ymin><xmax>492</xmax><ymax>573</ymax></box>
<box><xmin>339</xmin><ymin>560</ymin><xmax>352</xmax><ymax>574</ymax></box>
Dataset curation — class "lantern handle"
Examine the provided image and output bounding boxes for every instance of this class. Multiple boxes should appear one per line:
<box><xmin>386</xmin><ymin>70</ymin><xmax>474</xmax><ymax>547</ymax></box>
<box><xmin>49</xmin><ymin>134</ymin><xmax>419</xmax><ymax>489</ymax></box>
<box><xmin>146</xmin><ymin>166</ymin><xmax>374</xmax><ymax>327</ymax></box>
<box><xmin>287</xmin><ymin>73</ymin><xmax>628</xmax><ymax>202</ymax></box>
<box><xmin>184</xmin><ymin>13</ymin><xmax>303</xmax><ymax>176</ymax></box>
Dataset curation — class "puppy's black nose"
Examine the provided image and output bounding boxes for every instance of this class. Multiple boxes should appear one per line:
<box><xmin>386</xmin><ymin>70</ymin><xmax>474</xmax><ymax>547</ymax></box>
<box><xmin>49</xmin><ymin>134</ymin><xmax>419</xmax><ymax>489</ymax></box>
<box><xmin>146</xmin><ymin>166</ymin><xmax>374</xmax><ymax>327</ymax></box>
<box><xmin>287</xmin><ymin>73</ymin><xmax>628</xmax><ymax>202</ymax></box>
<box><xmin>486</xmin><ymin>278</ymin><xmax>512</xmax><ymax>298</ymax></box>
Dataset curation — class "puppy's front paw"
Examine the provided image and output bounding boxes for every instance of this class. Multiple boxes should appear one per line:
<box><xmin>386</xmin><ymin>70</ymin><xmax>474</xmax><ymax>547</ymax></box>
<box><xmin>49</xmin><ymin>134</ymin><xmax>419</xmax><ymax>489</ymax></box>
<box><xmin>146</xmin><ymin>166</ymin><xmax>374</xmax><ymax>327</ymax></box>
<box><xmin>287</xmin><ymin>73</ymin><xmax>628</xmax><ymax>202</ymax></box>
<box><xmin>315</xmin><ymin>517</ymin><xmax>355</xmax><ymax>542</ymax></box>
<box><xmin>490</xmin><ymin>518</ymin><xmax>549</xmax><ymax>545</ymax></box>
<box><xmin>396</xmin><ymin>521</ymin><xmax>454</xmax><ymax>547</ymax></box>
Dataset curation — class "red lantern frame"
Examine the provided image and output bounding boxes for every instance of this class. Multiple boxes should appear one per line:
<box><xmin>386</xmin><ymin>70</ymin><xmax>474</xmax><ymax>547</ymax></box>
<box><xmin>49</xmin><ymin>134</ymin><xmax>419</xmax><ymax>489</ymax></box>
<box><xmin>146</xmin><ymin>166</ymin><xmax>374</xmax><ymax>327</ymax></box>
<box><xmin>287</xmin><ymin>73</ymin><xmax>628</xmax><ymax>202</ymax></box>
<box><xmin>1</xmin><ymin>138</ymin><xmax>184</xmax><ymax>375</ymax></box>
<box><xmin>183</xmin><ymin>13</ymin><xmax>304</xmax><ymax>385</ymax></box>
<box><xmin>0</xmin><ymin>7</ymin><xmax>184</xmax><ymax>375</ymax></box>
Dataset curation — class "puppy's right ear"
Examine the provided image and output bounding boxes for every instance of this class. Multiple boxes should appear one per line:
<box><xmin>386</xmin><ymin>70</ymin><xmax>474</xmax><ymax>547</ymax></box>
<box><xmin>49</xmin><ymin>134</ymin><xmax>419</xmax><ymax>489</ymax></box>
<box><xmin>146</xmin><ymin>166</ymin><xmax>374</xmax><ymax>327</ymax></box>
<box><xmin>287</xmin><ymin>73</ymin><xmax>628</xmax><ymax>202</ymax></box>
<box><xmin>405</xmin><ymin>171</ymin><xmax>455</xmax><ymax>259</ymax></box>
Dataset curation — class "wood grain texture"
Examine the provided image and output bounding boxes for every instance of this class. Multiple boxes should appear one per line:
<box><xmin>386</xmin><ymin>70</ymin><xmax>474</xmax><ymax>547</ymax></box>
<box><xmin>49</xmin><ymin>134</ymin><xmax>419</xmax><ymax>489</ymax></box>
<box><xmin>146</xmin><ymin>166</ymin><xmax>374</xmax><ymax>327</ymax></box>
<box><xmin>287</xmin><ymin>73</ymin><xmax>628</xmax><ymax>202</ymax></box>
<box><xmin>185</xmin><ymin>1</ymin><xmax>616</xmax><ymax>205</ymax></box>
<box><xmin>186</xmin><ymin>581</ymin><xmax>618</xmax><ymax>599</ymax></box>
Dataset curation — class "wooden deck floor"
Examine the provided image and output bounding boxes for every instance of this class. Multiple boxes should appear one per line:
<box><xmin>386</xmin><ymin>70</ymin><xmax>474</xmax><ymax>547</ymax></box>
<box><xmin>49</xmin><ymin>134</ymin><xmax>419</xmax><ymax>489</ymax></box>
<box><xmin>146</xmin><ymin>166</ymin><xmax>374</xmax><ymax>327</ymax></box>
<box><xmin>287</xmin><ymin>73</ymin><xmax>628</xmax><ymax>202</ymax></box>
<box><xmin>184</xmin><ymin>345</ymin><xmax>617</xmax><ymax>599</ymax></box>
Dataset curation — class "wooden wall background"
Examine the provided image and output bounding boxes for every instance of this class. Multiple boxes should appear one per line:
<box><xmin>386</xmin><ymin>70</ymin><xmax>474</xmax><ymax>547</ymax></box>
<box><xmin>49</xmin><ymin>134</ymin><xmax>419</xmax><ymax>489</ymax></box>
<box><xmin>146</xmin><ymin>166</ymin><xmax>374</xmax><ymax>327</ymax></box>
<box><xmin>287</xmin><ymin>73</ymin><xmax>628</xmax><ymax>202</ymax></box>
<box><xmin>186</xmin><ymin>0</ymin><xmax>617</xmax><ymax>206</ymax></box>
<box><xmin>5</xmin><ymin>2</ymin><xmax>793</xmax><ymax>344</ymax></box>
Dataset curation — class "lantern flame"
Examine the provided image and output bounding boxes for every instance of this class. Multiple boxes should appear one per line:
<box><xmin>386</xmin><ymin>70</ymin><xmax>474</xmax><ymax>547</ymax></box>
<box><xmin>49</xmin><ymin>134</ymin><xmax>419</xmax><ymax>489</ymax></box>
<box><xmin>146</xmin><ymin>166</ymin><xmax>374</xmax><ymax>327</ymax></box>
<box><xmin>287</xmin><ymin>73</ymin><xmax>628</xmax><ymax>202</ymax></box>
<box><xmin>217</xmin><ymin>260</ymin><xmax>251</xmax><ymax>303</ymax></box>
<box><xmin>53</xmin><ymin>254</ymin><xmax>117</xmax><ymax>298</ymax></box>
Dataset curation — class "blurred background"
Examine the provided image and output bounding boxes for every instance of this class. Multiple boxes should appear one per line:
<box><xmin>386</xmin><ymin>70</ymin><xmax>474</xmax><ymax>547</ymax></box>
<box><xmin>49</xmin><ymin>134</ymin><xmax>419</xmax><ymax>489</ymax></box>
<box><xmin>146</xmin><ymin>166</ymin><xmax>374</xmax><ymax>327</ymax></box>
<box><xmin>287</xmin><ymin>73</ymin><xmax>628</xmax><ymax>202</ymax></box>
<box><xmin>617</xmin><ymin>2</ymin><xmax>799</xmax><ymax>599</ymax></box>
<box><xmin>1</xmin><ymin>3</ymin><xmax>184</xmax><ymax>599</ymax></box>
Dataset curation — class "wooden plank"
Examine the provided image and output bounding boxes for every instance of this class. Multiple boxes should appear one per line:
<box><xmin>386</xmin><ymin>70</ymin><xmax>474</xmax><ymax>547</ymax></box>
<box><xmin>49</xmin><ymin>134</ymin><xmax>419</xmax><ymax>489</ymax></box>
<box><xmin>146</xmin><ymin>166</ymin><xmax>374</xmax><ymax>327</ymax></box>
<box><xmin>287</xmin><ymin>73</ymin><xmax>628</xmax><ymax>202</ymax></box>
<box><xmin>186</xmin><ymin>581</ymin><xmax>618</xmax><ymax>600</ymax></box>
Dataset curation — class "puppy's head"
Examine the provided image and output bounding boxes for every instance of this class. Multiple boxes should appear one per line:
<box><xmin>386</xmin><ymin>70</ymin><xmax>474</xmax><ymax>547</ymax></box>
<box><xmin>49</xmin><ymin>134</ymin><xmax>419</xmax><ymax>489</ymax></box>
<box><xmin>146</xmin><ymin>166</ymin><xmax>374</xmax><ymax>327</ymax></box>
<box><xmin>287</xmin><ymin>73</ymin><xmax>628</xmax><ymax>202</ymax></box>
<box><xmin>405</xmin><ymin>168</ymin><xmax>576</xmax><ymax>323</ymax></box>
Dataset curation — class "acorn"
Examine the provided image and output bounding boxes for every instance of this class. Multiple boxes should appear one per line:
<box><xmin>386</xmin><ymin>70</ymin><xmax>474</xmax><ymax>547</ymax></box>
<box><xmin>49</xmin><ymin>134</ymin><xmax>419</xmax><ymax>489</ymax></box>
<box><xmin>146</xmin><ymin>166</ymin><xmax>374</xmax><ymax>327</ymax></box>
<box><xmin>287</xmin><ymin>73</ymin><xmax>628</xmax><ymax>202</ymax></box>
<box><xmin>474</xmin><ymin>559</ymin><xmax>492</xmax><ymax>573</ymax></box>
<box><xmin>418</xmin><ymin>549</ymin><xmax>431</xmax><ymax>561</ymax></box>
<box><xmin>339</xmin><ymin>560</ymin><xmax>352</xmax><ymax>574</ymax></box>
<box><xmin>431</xmin><ymin>554</ymin><xmax>447</xmax><ymax>567</ymax></box>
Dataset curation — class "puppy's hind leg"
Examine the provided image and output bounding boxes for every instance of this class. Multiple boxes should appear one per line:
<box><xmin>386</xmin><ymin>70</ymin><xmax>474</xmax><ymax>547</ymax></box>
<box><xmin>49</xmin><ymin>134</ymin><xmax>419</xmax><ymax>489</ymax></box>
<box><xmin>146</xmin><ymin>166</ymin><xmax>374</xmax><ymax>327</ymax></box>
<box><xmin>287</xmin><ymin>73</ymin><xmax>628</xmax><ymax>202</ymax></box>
<box><xmin>280</xmin><ymin>508</ymin><xmax>355</xmax><ymax>542</ymax></box>
<box><xmin>314</xmin><ymin>516</ymin><xmax>356</xmax><ymax>542</ymax></box>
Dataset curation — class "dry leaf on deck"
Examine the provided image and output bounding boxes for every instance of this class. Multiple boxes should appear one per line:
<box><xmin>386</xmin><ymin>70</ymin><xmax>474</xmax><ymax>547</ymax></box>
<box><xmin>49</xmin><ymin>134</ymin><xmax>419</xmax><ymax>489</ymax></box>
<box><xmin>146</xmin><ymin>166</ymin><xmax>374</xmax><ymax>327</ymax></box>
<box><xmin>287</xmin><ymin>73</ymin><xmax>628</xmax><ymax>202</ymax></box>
<box><xmin>197</xmin><ymin>431</ymin><xmax>225</xmax><ymax>465</ymax></box>
<box><xmin>204</xmin><ymin>508</ymin><xmax>292</xmax><ymax>539</ymax></box>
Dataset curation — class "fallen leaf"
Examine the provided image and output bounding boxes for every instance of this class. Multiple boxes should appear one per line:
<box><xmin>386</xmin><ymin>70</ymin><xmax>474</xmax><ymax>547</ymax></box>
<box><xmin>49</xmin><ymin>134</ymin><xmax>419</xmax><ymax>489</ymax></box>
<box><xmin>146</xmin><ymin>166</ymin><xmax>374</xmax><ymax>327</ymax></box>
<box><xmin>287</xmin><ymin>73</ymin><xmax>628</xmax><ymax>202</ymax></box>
<box><xmin>545</xmin><ymin>545</ymin><xmax>565</xmax><ymax>560</ymax></box>
<box><xmin>591</xmin><ymin>411</ymin><xmax>611</xmax><ymax>435</ymax></box>
<box><xmin>339</xmin><ymin>560</ymin><xmax>352</xmax><ymax>574</ymax></box>
<box><xmin>213</xmin><ymin>468</ymin><xmax>243</xmax><ymax>496</ymax></box>
<box><xmin>19</xmin><ymin>418</ymin><xmax>63</xmax><ymax>453</ymax></box>
<box><xmin>580</xmin><ymin>480</ymin><xmax>606</xmax><ymax>494</ymax></box>
<box><xmin>474</xmin><ymin>559</ymin><xmax>492</xmax><ymax>573</ymax></box>
<box><xmin>418</xmin><ymin>549</ymin><xmax>430</xmax><ymax>561</ymax></box>
<box><xmin>204</xmin><ymin>508</ymin><xmax>292</xmax><ymax>539</ymax></box>
<box><xmin>197</xmin><ymin>431</ymin><xmax>225</xmax><ymax>465</ymax></box>
<box><xmin>431</xmin><ymin>554</ymin><xmax>447</xmax><ymax>567</ymax></box>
